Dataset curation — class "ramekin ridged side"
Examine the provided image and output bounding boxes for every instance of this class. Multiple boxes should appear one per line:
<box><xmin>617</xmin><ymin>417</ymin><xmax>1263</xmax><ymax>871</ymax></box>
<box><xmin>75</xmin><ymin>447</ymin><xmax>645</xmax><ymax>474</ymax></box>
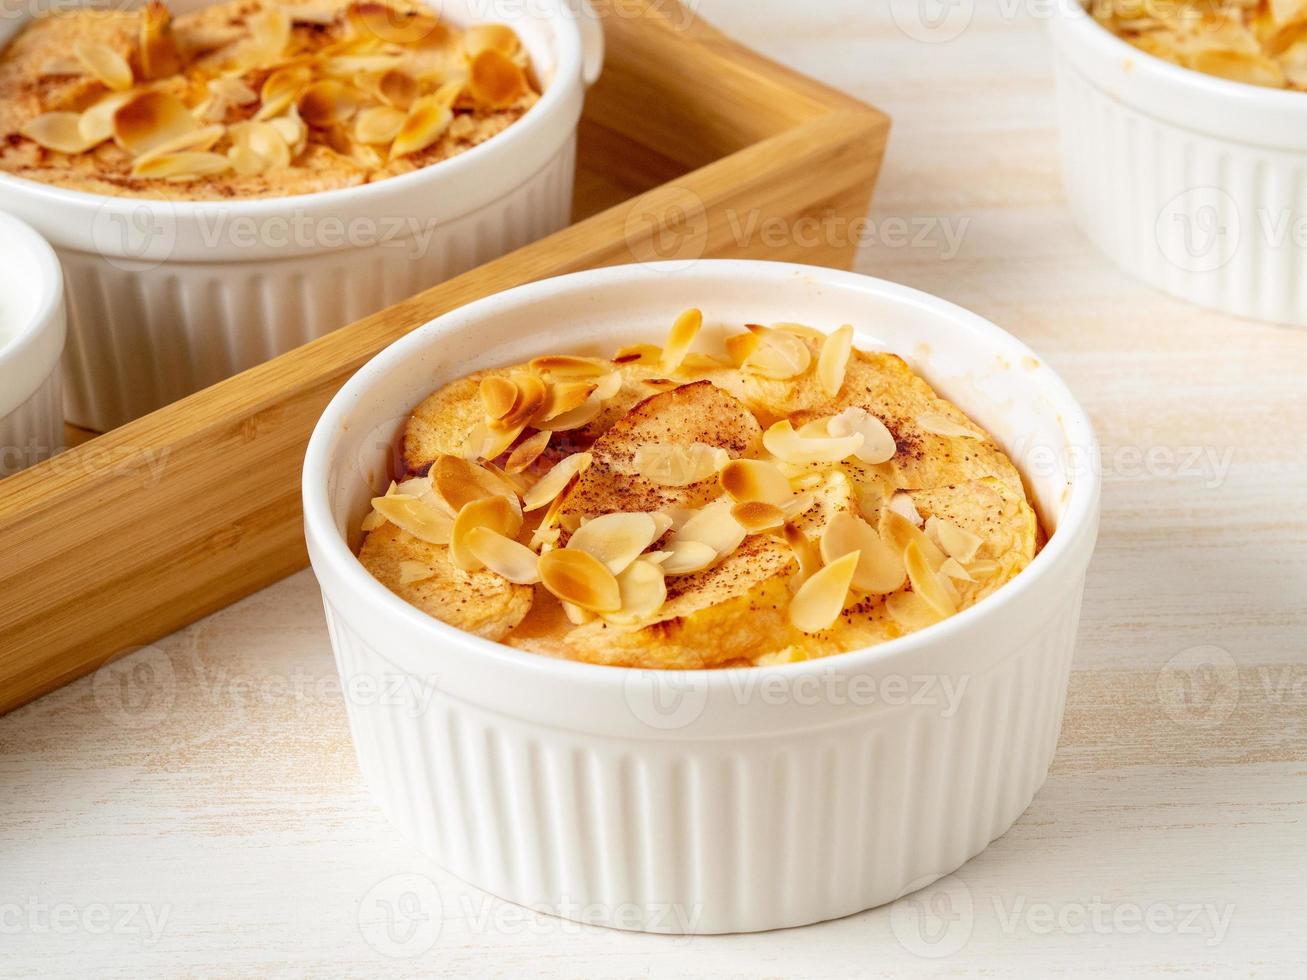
<box><xmin>1051</xmin><ymin>2</ymin><xmax>1307</xmax><ymax>326</ymax></box>
<box><xmin>0</xmin><ymin>0</ymin><xmax>599</xmax><ymax>431</ymax></box>
<box><xmin>303</xmin><ymin>260</ymin><xmax>1101</xmax><ymax>934</ymax></box>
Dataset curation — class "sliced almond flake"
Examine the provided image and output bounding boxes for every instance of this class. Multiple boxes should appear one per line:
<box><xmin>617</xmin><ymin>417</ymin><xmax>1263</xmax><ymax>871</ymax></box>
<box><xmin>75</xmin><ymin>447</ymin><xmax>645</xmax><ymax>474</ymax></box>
<box><xmin>131</xmin><ymin>151</ymin><xmax>231</xmax><ymax>180</ymax></box>
<box><xmin>788</xmin><ymin>551</ymin><xmax>859</xmax><ymax>633</ymax></box>
<box><xmin>494</xmin><ymin>373</ymin><xmax>546</xmax><ymax>431</ymax></box>
<box><xmin>730</xmin><ymin>501</ymin><xmax>784</xmax><ymax>534</ymax></box>
<box><xmin>539</xmin><ymin>548</ymin><xmax>621</xmax><ymax>613</ymax></box>
<box><xmin>371</xmin><ymin>493</ymin><xmax>453</xmax><ymax>545</ymax></box>
<box><xmin>432</xmin><ymin>454</ymin><xmax>518</xmax><ymax>514</ymax></box>
<box><xmin>377</xmin><ymin>67</ymin><xmax>418</xmax><ymax>109</ymax></box>
<box><xmin>209</xmin><ymin>76</ymin><xmax>258</xmax><ymax>105</ymax></box>
<box><xmin>773</xmin><ymin>322</ymin><xmax>826</xmax><ymax>341</ymax></box>
<box><xmin>395</xmin><ymin>473</ymin><xmax>434</xmax><ymax>500</ymax></box>
<box><xmin>782</xmin><ymin>522</ymin><xmax>821</xmax><ymax>591</ymax></box>
<box><xmin>288</xmin><ymin>4</ymin><xmax>338</xmax><ymax>25</ymax></box>
<box><xmin>398</xmin><ymin>560</ymin><xmax>436</xmax><ymax>585</ymax></box>
<box><xmin>133</xmin><ymin>123</ymin><xmax>225</xmax><ymax>168</ymax></box>
<box><xmin>462</xmin><ymin>22</ymin><xmax>522</xmax><ymax>58</ymax></box>
<box><xmin>529</xmin><ymin>355</ymin><xmax>610</xmax><ymax>378</ymax></box>
<box><xmin>566</xmin><ymin>512</ymin><xmax>659</xmax><ymax>575</ymax></box>
<box><xmin>939</xmin><ymin>557</ymin><xmax>974</xmax><ymax>582</ymax></box>
<box><xmin>659</xmin><ymin>504</ymin><xmax>697</xmax><ymax>534</ymax></box>
<box><xmin>592</xmin><ymin>371</ymin><xmax>623</xmax><ymax>400</ymax></box>
<box><xmin>562</xmin><ymin>601</ymin><xmax>594</xmax><ymax>624</ymax></box>
<box><xmin>611</xmin><ymin>343</ymin><xmax>660</xmax><ymax>365</ymax></box>
<box><xmin>647</xmin><ymin>510</ymin><xmax>673</xmax><ymax>540</ymax></box>
<box><xmin>247</xmin><ymin>6</ymin><xmax>291</xmax><ymax>60</ymax></box>
<box><xmin>644</xmin><ymin>549</ymin><xmax>672</xmax><ymax>565</ymax></box>
<box><xmin>39</xmin><ymin>58</ymin><xmax>82</xmax><ymax>77</ymax></box>
<box><xmin>816</xmin><ymin>324</ymin><xmax>854</xmax><ymax>397</ymax></box>
<box><xmin>112</xmin><ymin>91</ymin><xmax>198</xmax><ymax>156</ymax></box>
<box><xmin>359</xmin><ymin>508</ymin><xmax>387</xmax><ymax>532</ymax></box>
<box><xmin>743</xmin><ymin>328</ymin><xmax>811</xmax><ymax>380</ymax></box>
<box><xmin>905</xmin><ymin>539</ymin><xmax>957</xmax><ymax>617</ymax></box>
<box><xmin>139</xmin><ymin>1</ymin><xmax>181</xmax><ymax>80</ymax></box>
<box><xmin>671</xmin><ymin>499</ymin><xmax>746</xmax><ymax>558</ymax></box>
<box><xmin>885</xmin><ymin>591</ymin><xmax>943</xmax><ymax>633</ymax></box>
<box><xmin>924</xmin><ymin>515</ymin><xmax>983</xmax><ymax>563</ymax></box>
<box><xmin>606</xmin><ymin>558</ymin><xmax>667</xmax><ymax>622</ymax></box>
<box><xmin>888</xmin><ymin>492</ymin><xmax>924</xmax><ymax>526</ymax></box>
<box><xmin>346</xmin><ymin>1</ymin><xmax>441</xmax><ymax>45</ymax></box>
<box><xmin>259</xmin><ymin>65</ymin><xmax>312</xmax><ymax>119</ymax></box>
<box><xmin>659</xmin><ymin>308</ymin><xmax>702</xmax><ymax>374</ymax></box>
<box><xmin>719</xmin><ymin>458</ymin><xmax>792</xmax><ymax>504</ymax></box>
<box><xmin>634</xmin><ymin>442</ymin><xmax>728</xmax><ymax>487</ymax></box>
<box><xmin>819</xmin><ymin>512</ymin><xmax>906</xmax><ymax>595</ymax></box>
<box><xmin>880</xmin><ymin>507</ymin><xmax>947</xmax><ymax>569</ymax></box>
<box><xmin>826</xmin><ymin>406</ymin><xmax>896</xmax><ymax>464</ymax></box>
<box><xmin>532</xmin><ymin>394</ymin><xmax>603</xmax><ymax>432</ymax></box>
<box><xmin>917</xmin><ymin>411</ymin><xmax>983</xmax><ymax>439</ymax></box>
<box><xmin>724</xmin><ymin>332</ymin><xmax>759</xmax><ymax>368</ymax></box>
<box><xmin>505</xmin><ymin>430</ymin><xmax>551</xmax><ymax>474</ymax></box>
<box><xmin>522</xmin><ymin>452</ymin><xmax>593</xmax><ymax>512</ymax></box>
<box><xmin>657</xmin><ymin>539</ymin><xmax>717</xmax><ymax>575</ymax></box>
<box><xmin>467</xmin><ymin>47</ymin><xmax>528</xmax><ymax>107</ymax></box>
<box><xmin>322</xmin><ymin>54</ymin><xmax>405</xmax><ymax>76</ymax></box>
<box><xmin>79</xmin><ymin>91</ymin><xmax>132</xmax><ymax>145</ymax></box>
<box><xmin>462</xmin><ymin>420</ymin><xmax>522</xmax><ymax>461</ymax></box>
<box><xmin>966</xmin><ymin>558</ymin><xmax>1000</xmax><ymax>579</ymax></box>
<box><xmin>269</xmin><ymin>108</ymin><xmax>307</xmax><ymax>155</ymax></box>
<box><xmin>538</xmin><ymin>380</ymin><xmax>598</xmax><ymax>422</ymax></box>
<box><xmin>391</xmin><ymin>94</ymin><xmax>451</xmax><ymax>157</ymax></box>
<box><xmin>478</xmin><ymin>375</ymin><xmax>518</xmax><ymax>421</ymax></box>
<box><xmin>465</xmin><ymin>527</ymin><xmax>541</xmax><ymax>584</ymax></box>
<box><xmin>22</xmin><ymin>113</ymin><xmax>97</xmax><ymax>155</ymax></box>
<box><xmin>796</xmin><ymin>418</ymin><xmax>829</xmax><ymax>439</ymax></box>
<box><xmin>762</xmin><ymin>420</ymin><xmax>863</xmax><ymax>466</ymax></box>
<box><xmin>779</xmin><ymin>490</ymin><xmax>817</xmax><ymax>521</ymax></box>
<box><xmin>74</xmin><ymin>40</ymin><xmax>133</xmax><ymax>91</ymax></box>
<box><xmin>228</xmin><ymin>143</ymin><xmax>266</xmax><ymax>175</ymax></box>
<box><xmin>297</xmin><ymin>80</ymin><xmax>361</xmax><ymax>127</ymax></box>
<box><xmin>450</xmin><ymin>495</ymin><xmax>522</xmax><ymax>572</ymax></box>
<box><xmin>529</xmin><ymin>520</ymin><xmax>561</xmax><ymax>551</ymax></box>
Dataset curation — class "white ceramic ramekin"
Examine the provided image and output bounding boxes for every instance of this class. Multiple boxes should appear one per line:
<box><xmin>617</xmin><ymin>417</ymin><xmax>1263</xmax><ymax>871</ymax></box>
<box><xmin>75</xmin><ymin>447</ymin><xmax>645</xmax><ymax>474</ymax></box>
<box><xmin>0</xmin><ymin>0</ymin><xmax>602</xmax><ymax>431</ymax></box>
<box><xmin>0</xmin><ymin>211</ymin><xmax>65</xmax><ymax>478</ymax></box>
<box><xmin>1051</xmin><ymin>1</ymin><xmax>1307</xmax><ymax>325</ymax></box>
<box><xmin>303</xmin><ymin>260</ymin><xmax>1101</xmax><ymax>934</ymax></box>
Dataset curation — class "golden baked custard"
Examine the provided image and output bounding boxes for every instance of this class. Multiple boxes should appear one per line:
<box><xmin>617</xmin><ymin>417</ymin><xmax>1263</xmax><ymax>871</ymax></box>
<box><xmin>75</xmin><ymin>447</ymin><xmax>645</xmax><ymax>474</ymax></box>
<box><xmin>1091</xmin><ymin>0</ymin><xmax>1307</xmax><ymax>89</ymax></box>
<box><xmin>357</xmin><ymin>313</ymin><xmax>1043</xmax><ymax>669</ymax></box>
<box><xmin>0</xmin><ymin>0</ymin><xmax>537</xmax><ymax>198</ymax></box>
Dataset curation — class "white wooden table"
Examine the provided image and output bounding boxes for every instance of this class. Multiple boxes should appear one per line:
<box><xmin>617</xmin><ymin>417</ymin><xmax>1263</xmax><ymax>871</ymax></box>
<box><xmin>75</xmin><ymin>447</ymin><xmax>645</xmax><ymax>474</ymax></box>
<box><xmin>2</xmin><ymin>1</ymin><xmax>1304</xmax><ymax>975</ymax></box>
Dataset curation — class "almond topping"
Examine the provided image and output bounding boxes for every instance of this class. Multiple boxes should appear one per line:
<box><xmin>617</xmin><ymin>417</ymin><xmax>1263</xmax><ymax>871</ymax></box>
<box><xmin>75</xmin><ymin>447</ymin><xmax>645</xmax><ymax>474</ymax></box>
<box><xmin>592</xmin><ymin>370</ymin><xmax>623</xmax><ymax>400</ymax></box>
<box><xmin>493</xmin><ymin>373</ymin><xmax>546</xmax><ymax>431</ymax></box>
<box><xmin>886</xmin><ymin>591</ymin><xmax>943</xmax><ymax>632</ymax></box>
<box><xmin>38</xmin><ymin>58</ymin><xmax>81</xmax><ymax>77</ymax></box>
<box><xmin>670</xmin><ymin>499</ymin><xmax>746</xmax><ymax>558</ymax></box>
<box><xmin>133</xmin><ymin>123</ymin><xmax>225</xmax><ymax>168</ymax></box>
<box><xmin>450</xmin><ymin>495</ymin><xmax>522</xmax><ymax>572</ymax></box>
<box><xmin>391</xmin><ymin>94</ymin><xmax>451</xmax><ymax>157</ymax></box>
<box><xmin>465</xmin><ymin>527</ymin><xmax>541</xmax><ymax>584</ymax></box>
<box><xmin>660</xmin><ymin>308</ymin><xmax>702</xmax><ymax>374</ymax></box>
<box><xmin>730</xmin><ymin>501</ymin><xmax>784</xmax><ymax>534</ymax></box>
<box><xmin>522</xmin><ymin>452</ymin><xmax>592</xmax><ymax>512</ymax></box>
<box><xmin>432</xmin><ymin>454</ymin><xmax>518</xmax><ymax>514</ymax></box>
<box><xmin>538</xmin><ymin>548</ymin><xmax>621</xmax><ymax>613</ymax></box>
<box><xmin>258</xmin><ymin>65</ymin><xmax>312</xmax><ymax>118</ymax></box>
<box><xmin>905</xmin><ymin>539</ymin><xmax>957</xmax><ymax>617</ymax></box>
<box><xmin>826</xmin><ymin>406</ymin><xmax>896</xmax><ymax>464</ymax></box>
<box><xmin>819</xmin><ymin>512</ymin><xmax>906</xmax><ymax>595</ymax></box>
<box><xmin>354</xmin><ymin>104</ymin><xmax>406</xmax><ymax>144</ymax></box>
<box><xmin>467</xmin><ymin>47</ymin><xmax>528</xmax><ymax>107</ymax></box>
<box><xmin>461</xmin><ymin>420</ymin><xmax>522</xmax><ymax>462</ymax></box>
<box><xmin>608</xmin><ymin>558</ymin><xmax>667</xmax><ymax>622</ymax></box>
<box><xmin>788</xmin><ymin>551</ymin><xmax>859</xmax><ymax>633</ymax></box>
<box><xmin>346</xmin><ymin>1</ymin><xmax>438</xmax><ymax>44</ymax></box>
<box><xmin>22</xmin><ymin>113</ymin><xmax>97</xmax><ymax>155</ymax></box>
<box><xmin>719</xmin><ymin>458</ymin><xmax>792</xmax><ymax>504</ymax></box>
<box><xmin>967</xmin><ymin>558</ymin><xmax>1000</xmax><ymax>579</ymax></box>
<box><xmin>657</xmin><ymin>539</ymin><xmax>717</xmax><ymax>575</ymax></box>
<box><xmin>505</xmin><ymin>430</ymin><xmax>551</xmax><ymax>473</ymax></box>
<box><xmin>939</xmin><ymin>557</ymin><xmax>974</xmax><ymax>582</ymax></box>
<box><xmin>782</xmin><ymin>522</ymin><xmax>821</xmax><ymax>590</ymax></box>
<box><xmin>762</xmin><ymin>420</ymin><xmax>863</xmax><ymax>466</ymax></box>
<box><xmin>398</xmin><ymin>560</ymin><xmax>434</xmax><ymax>585</ymax></box>
<box><xmin>925</xmin><ymin>516</ymin><xmax>983</xmax><ymax>564</ymax></box>
<box><xmin>479</xmin><ymin>375</ymin><xmax>518</xmax><ymax>420</ymax></box>
<box><xmin>74</xmin><ymin>40</ymin><xmax>133</xmax><ymax>91</ymax></box>
<box><xmin>532</xmin><ymin>394</ymin><xmax>603</xmax><ymax>432</ymax></box>
<box><xmin>917</xmin><ymin>411</ymin><xmax>982</xmax><ymax>439</ymax></box>
<box><xmin>370</xmin><ymin>493</ymin><xmax>453</xmax><ymax>545</ymax></box>
<box><xmin>566</xmin><ymin>512</ymin><xmax>659</xmax><ymax>575</ymax></box>
<box><xmin>743</xmin><ymin>328</ymin><xmax>811</xmax><ymax>380</ymax></box>
<box><xmin>377</xmin><ymin>67</ymin><xmax>418</xmax><ymax>108</ymax></box>
<box><xmin>297</xmin><ymin>80</ymin><xmax>360</xmax><ymax>127</ymax></box>
<box><xmin>538</xmin><ymin>380</ymin><xmax>598</xmax><ymax>422</ymax></box>
<box><xmin>816</xmin><ymin>324</ymin><xmax>854</xmax><ymax>396</ymax></box>
<box><xmin>462</xmin><ymin>22</ymin><xmax>521</xmax><ymax>58</ymax></box>
<box><xmin>112</xmin><ymin>91</ymin><xmax>197</xmax><ymax>156</ymax></box>
<box><xmin>209</xmin><ymin>77</ymin><xmax>258</xmax><ymax>106</ymax></box>
<box><xmin>888</xmin><ymin>492</ymin><xmax>924</xmax><ymax>526</ymax></box>
<box><xmin>724</xmin><ymin>332</ymin><xmax>759</xmax><ymax>367</ymax></box>
<box><xmin>529</xmin><ymin>355</ymin><xmax>610</xmax><ymax>377</ymax></box>
<box><xmin>139</xmin><ymin>1</ymin><xmax>181</xmax><ymax>80</ymax></box>
<box><xmin>131</xmin><ymin>151</ymin><xmax>230</xmax><ymax>180</ymax></box>
<box><xmin>880</xmin><ymin>507</ymin><xmax>946</xmax><ymax>568</ymax></box>
<box><xmin>634</xmin><ymin>442</ymin><xmax>728</xmax><ymax>487</ymax></box>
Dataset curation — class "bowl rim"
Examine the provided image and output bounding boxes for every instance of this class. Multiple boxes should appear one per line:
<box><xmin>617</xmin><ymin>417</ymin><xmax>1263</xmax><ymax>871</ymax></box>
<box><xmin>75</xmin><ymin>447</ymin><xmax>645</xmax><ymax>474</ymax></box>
<box><xmin>0</xmin><ymin>0</ymin><xmax>586</xmax><ymax>219</ymax></box>
<box><xmin>0</xmin><ymin>210</ymin><xmax>64</xmax><ymax>419</ymax></box>
<box><xmin>302</xmin><ymin>259</ymin><xmax>1102</xmax><ymax>687</ymax></box>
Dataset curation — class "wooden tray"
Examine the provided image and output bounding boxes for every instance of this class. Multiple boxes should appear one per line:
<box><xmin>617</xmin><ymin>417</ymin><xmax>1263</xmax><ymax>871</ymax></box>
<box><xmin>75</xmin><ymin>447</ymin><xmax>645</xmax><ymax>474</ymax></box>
<box><xmin>0</xmin><ymin>0</ymin><xmax>889</xmax><ymax>714</ymax></box>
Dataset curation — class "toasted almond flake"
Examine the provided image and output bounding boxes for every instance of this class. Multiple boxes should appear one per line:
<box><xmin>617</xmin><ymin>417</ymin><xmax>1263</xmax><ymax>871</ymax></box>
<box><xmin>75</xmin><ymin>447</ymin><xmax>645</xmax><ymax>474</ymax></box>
<box><xmin>371</xmin><ymin>493</ymin><xmax>453</xmax><ymax>545</ymax></box>
<box><xmin>133</xmin><ymin>123</ymin><xmax>225</xmax><ymax>167</ymax></box>
<box><xmin>450</xmin><ymin>495</ymin><xmax>522</xmax><ymax>571</ymax></box>
<box><xmin>880</xmin><ymin>507</ymin><xmax>947</xmax><ymax>569</ymax></box>
<box><xmin>743</xmin><ymin>329</ymin><xmax>811</xmax><ymax>380</ymax></box>
<box><xmin>538</xmin><ymin>380</ymin><xmax>598</xmax><ymax>422</ymax></box>
<box><xmin>228</xmin><ymin>142</ymin><xmax>264</xmax><ymax>174</ymax></box>
<box><xmin>659</xmin><ymin>308</ymin><xmax>702</xmax><ymax>374</ymax></box>
<box><xmin>131</xmin><ymin>150</ymin><xmax>230</xmax><ymax>180</ymax></box>
<box><xmin>346</xmin><ymin>1</ymin><xmax>440</xmax><ymax>44</ymax></box>
<box><xmin>22</xmin><ymin>113</ymin><xmax>97</xmax><ymax>155</ymax></box>
<box><xmin>607</xmin><ymin>558</ymin><xmax>667</xmax><ymax>622</ymax></box>
<box><xmin>529</xmin><ymin>355</ymin><xmax>610</xmax><ymax>378</ymax></box>
<box><xmin>112</xmin><ymin>91</ymin><xmax>198</xmax><ymax>156</ymax></box>
<box><xmin>967</xmin><ymin>558</ymin><xmax>1000</xmax><ymax>579</ymax></box>
<box><xmin>289</xmin><ymin>4</ymin><xmax>338</xmax><ymax>25</ymax></box>
<box><xmin>788</xmin><ymin>551</ymin><xmax>859</xmax><ymax>633</ymax></box>
<box><xmin>762</xmin><ymin>420</ymin><xmax>862</xmax><ymax>466</ymax></box>
<box><xmin>888</xmin><ymin>492</ymin><xmax>923</xmax><ymax>526</ymax></box>
<box><xmin>773</xmin><ymin>322</ymin><xmax>826</xmax><ymax>341</ymax></box>
<box><xmin>779</xmin><ymin>490</ymin><xmax>817</xmax><ymax>521</ymax></box>
<box><xmin>925</xmin><ymin>516</ymin><xmax>983</xmax><ymax>563</ymax></box>
<box><xmin>494</xmin><ymin>373</ymin><xmax>546</xmax><ymax>431</ymax></box>
<box><xmin>269</xmin><ymin>108</ymin><xmax>307</xmax><ymax>154</ymax></box>
<box><xmin>505</xmin><ymin>430</ymin><xmax>551</xmax><ymax>473</ymax></box>
<box><xmin>539</xmin><ymin>548</ymin><xmax>621</xmax><ymax>612</ymax></box>
<box><xmin>886</xmin><ymin>591</ymin><xmax>943</xmax><ymax>632</ymax></box>
<box><xmin>649</xmin><ymin>512</ymin><xmax>675</xmax><ymax>539</ymax></box>
<box><xmin>796</xmin><ymin>418</ymin><xmax>829</xmax><ymax>438</ymax></box>
<box><xmin>297</xmin><ymin>80</ymin><xmax>360</xmax><ymax>127</ymax></box>
<box><xmin>259</xmin><ymin>65</ymin><xmax>312</xmax><ymax>118</ymax></box>
<box><xmin>398</xmin><ymin>560</ymin><xmax>435</xmax><ymax>585</ymax></box>
<box><xmin>465</xmin><ymin>527</ymin><xmax>541</xmax><ymax>584</ymax></box>
<box><xmin>724</xmin><ymin>332</ymin><xmax>759</xmax><ymax>367</ymax></box>
<box><xmin>634</xmin><ymin>442</ymin><xmax>728</xmax><ymax>487</ymax></box>
<box><xmin>718</xmin><ymin>458</ymin><xmax>791</xmax><ymax>505</ymax></box>
<box><xmin>360</xmin><ymin>508</ymin><xmax>387</xmax><ymax>532</ymax></box>
<box><xmin>139</xmin><ymin>1</ymin><xmax>181</xmax><ymax>80</ymax></box>
<box><xmin>671</xmin><ymin>499</ymin><xmax>746</xmax><ymax>558</ymax></box>
<box><xmin>816</xmin><ymin>324</ymin><xmax>854</xmax><ymax>397</ymax></box>
<box><xmin>467</xmin><ymin>47</ymin><xmax>528</xmax><ymax>107</ymax></box>
<box><xmin>323</xmin><ymin>54</ymin><xmax>405</xmax><ymax>76</ymax></box>
<box><xmin>819</xmin><ymin>512</ymin><xmax>906</xmax><ymax>595</ymax></box>
<box><xmin>730</xmin><ymin>501</ymin><xmax>784</xmax><ymax>534</ymax></box>
<box><xmin>905</xmin><ymin>539</ymin><xmax>957</xmax><ymax>617</ymax></box>
<box><xmin>825</xmin><ymin>406</ymin><xmax>896</xmax><ymax>464</ymax></box>
<box><xmin>566</xmin><ymin>512</ymin><xmax>659</xmax><ymax>575</ymax></box>
<box><xmin>391</xmin><ymin>94</ymin><xmax>451</xmax><ymax>157</ymax></box>
<box><xmin>657</xmin><ymin>539</ymin><xmax>717</xmax><ymax>575</ymax></box>
<box><xmin>39</xmin><ymin>58</ymin><xmax>82</xmax><ymax>77</ymax></box>
<box><xmin>917</xmin><ymin>411</ymin><xmax>982</xmax><ymax>439</ymax></box>
<box><xmin>209</xmin><ymin>76</ymin><xmax>258</xmax><ymax>105</ymax></box>
<box><xmin>246</xmin><ymin>6</ymin><xmax>291</xmax><ymax>59</ymax></box>
<box><xmin>462</xmin><ymin>420</ymin><xmax>522</xmax><ymax>461</ymax></box>
<box><xmin>462</xmin><ymin>22</ymin><xmax>521</xmax><ymax>58</ymax></box>
<box><xmin>939</xmin><ymin>557</ymin><xmax>974</xmax><ymax>582</ymax></box>
<box><xmin>612</xmin><ymin>343</ymin><xmax>660</xmax><ymax>365</ymax></box>
<box><xmin>593</xmin><ymin>371</ymin><xmax>623</xmax><ymax>400</ymax></box>
<box><xmin>522</xmin><ymin>452</ymin><xmax>592</xmax><ymax>512</ymax></box>
<box><xmin>478</xmin><ymin>375</ymin><xmax>518</xmax><ymax>421</ymax></box>
<box><xmin>432</xmin><ymin>454</ymin><xmax>518</xmax><ymax>514</ymax></box>
<box><xmin>377</xmin><ymin>67</ymin><xmax>418</xmax><ymax>108</ymax></box>
<box><xmin>352</xmin><ymin>104</ymin><xmax>405</xmax><ymax>144</ymax></box>
<box><xmin>531</xmin><ymin>396</ymin><xmax>601</xmax><ymax>433</ymax></box>
<box><xmin>74</xmin><ymin>40</ymin><xmax>133</xmax><ymax>91</ymax></box>
<box><xmin>782</xmin><ymin>522</ymin><xmax>821</xmax><ymax>590</ymax></box>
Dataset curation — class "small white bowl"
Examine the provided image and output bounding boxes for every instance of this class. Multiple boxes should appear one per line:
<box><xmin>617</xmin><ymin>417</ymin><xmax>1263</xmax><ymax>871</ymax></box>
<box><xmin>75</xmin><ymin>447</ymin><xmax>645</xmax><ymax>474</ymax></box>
<box><xmin>302</xmin><ymin>260</ymin><xmax>1101</xmax><ymax>934</ymax></box>
<box><xmin>1051</xmin><ymin>2</ymin><xmax>1307</xmax><ymax>325</ymax></box>
<box><xmin>0</xmin><ymin>211</ymin><xmax>65</xmax><ymax>478</ymax></box>
<box><xmin>0</xmin><ymin>0</ymin><xmax>602</xmax><ymax>431</ymax></box>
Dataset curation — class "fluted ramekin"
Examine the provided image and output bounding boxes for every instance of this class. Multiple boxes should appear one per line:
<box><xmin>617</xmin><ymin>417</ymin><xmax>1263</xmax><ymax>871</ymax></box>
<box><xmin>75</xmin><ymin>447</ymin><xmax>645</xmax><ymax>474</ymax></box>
<box><xmin>0</xmin><ymin>211</ymin><xmax>65</xmax><ymax>478</ymax></box>
<box><xmin>1051</xmin><ymin>2</ymin><xmax>1307</xmax><ymax>325</ymax></box>
<box><xmin>303</xmin><ymin>260</ymin><xmax>1101</xmax><ymax>934</ymax></box>
<box><xmin>0</xmin><ymin>0</ymin><xmax>602</xmax><ymax>431</ymax></box>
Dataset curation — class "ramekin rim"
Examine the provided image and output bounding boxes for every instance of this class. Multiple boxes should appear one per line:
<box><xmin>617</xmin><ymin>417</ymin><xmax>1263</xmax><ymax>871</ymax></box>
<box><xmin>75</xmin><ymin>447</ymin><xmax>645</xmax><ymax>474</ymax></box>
<box><xmin>0</xmin><ymin>0</ymin><xmax>584</xmax><ymax>218</ymax></box>
<box><xmin>302</xmin><ymin>260</ymin><xmax>1101</xmax><ymax>687</ymax></box>
<box><xmin>0</xmin><ymin>210</ymin><xmax>64</xmax><ymax>417</ymax></box>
